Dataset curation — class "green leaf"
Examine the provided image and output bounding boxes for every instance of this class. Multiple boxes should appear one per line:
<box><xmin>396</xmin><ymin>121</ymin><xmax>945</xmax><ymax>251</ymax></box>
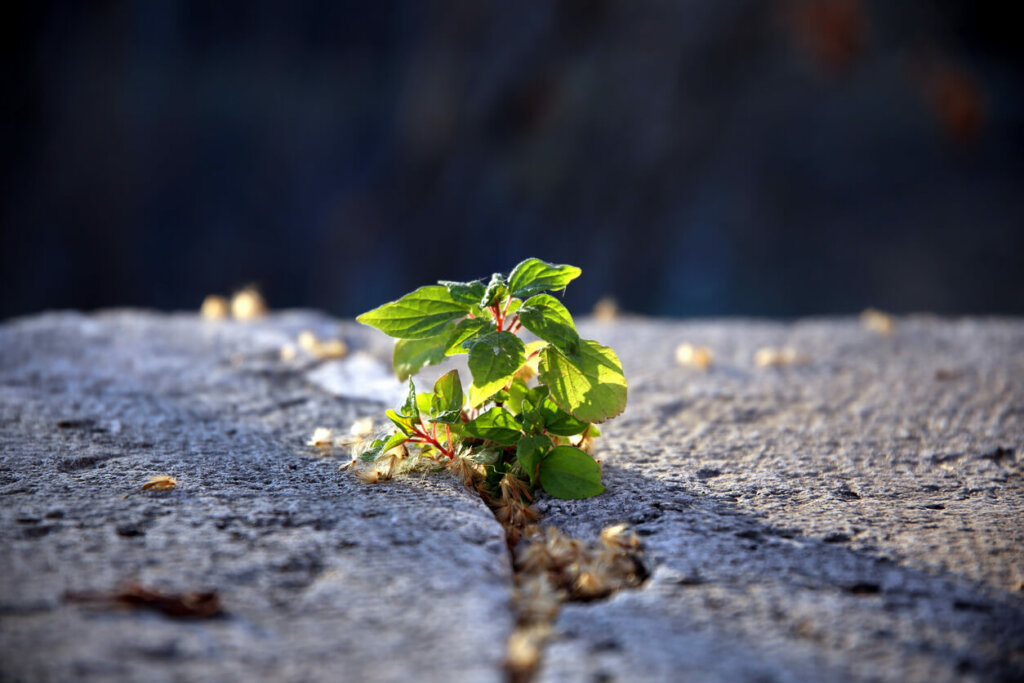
<box><xmin>439</xmin><ymin>279</ymin><xmax>486</xmax><ymax>308</ymax></box>
<box><xmin>469</xmin><ymin>447</ymin><xmax>502</xmax><ymax>466</ymax></box>
<box><xmin>505</xmin><ymin>377</ymin><xmax>530</xmax><ymax>415</ymax></box>
<box><xmin>517</xmin><ymin>294</ymin><xmax>580</xmax><ymax>354</ymax></box>
<box><xmin>538</xmin><ymin>397</ymin><xmax>590</xmax><ymax>436</ymax></box>
<box><xmin>402</xmin><ymin>380</ymin><xmax>420</xmax><ymax>423</ymax></box>
<box><xmin>386</xmin><ymin>409</ymin><xmax>416</xmax><ymax>436</ymax></box>
<box><xmin>357</xmin><ymin>285</ymin><xmax>467</xmax><ymax>339</ymax></box>
<box><xmin>516</xmin><ymin>434</ymin><xmax>551</xmax><ymax>486</ymax></box>
<box><xmin>360</xmin><ymin>432</ymin><xmax>409</xmax><ymax>462</ymax></box>
<box><xmin>507</xmin><ymin>259</ymin><xmax>581</xmax><ymax>298</ymax></box>
<box><xmin>446</xmin><ymin>318</ymin><xmax>494</xmax><ymax>355</ymax></box>
<box><xmin>538</xmin><ymin>339</ymin><xmax>627</xmax><ymax>424</ymax></box>
<box><xmin>538</xmin><ymin>445</ymin><xmax>604</xmax><ymax>499</ymax></box>
<box><xmin>431</xmin><ymin>370</ymin><xmax>464</xmax><ymax>423</ymax></box>
<box><xmin>392</xmin><ymin>330</ymin><xmax>451</xmax><ymax>381</ymax></box>
<box><xmin>415</xmin><ymin>392</ymin><xmax>434</xmax><ymax>416</ymax></box>
<box><xmin>466</xmin><ymin>331</ymin><xmax>526</xmax><ymax>407</ymax></box>
<box><xmin>480</xmin><ymin>273</ymin><xmax>509</xmax><ymax>308</ymax></box>
<box><xmin>464</xmin><ymin>407</ymin><xmax>523</xmax><ymax>446</ymax></box>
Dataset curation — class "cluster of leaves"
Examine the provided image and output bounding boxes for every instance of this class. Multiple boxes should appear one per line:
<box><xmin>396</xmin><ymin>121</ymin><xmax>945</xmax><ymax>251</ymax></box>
<box><xmin>355</xmin><ymin>258</ymin><xmax>627</xmax><ymax>500</ymax></box>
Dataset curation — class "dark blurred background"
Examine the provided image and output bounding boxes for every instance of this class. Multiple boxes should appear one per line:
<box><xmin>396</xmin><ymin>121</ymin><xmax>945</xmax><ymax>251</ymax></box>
<box><xmin>2</xmin><ymin>0</ymin><xmax>1022</xmax><ymax>320</ymax></box>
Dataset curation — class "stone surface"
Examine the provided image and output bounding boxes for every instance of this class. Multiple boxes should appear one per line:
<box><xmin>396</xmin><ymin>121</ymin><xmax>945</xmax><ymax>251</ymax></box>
<box><xmin>2</xmin><ymin>312</ymin><xmax>1023</xmax><ymax>682</ymax></box>
<box><xmin>539</xmin><ymin>317</ymin><xmax>1024</xmax><ymax>682</ymax></box>
<box><xmin>0</xmin><ymin>311</ymin><xmax>512</xmax><ymax>682</ymax></box>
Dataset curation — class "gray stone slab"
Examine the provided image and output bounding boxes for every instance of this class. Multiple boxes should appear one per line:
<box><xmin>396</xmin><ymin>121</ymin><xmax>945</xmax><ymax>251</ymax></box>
<box><xmin>0</xmin><ymin>311</ymin><xmax>512</xmax><ymax>682</ymax></box>
<box><xmin>537</xmin><ymin>317</ymin><xmax>1024</xmax><ymax>682</ymax></box>
<box><xmin>2</xmin><ymin>312</ymin><xmax>1023</xmax><ymax>682</ymax></box>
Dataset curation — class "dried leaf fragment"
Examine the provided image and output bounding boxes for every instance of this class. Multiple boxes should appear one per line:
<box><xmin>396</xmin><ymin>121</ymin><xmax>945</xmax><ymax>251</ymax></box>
<box><xmin>296</xmin><ymin>330</ymin><xmax>348</xmax><ymax>359</ymax></box>
<box><xmin>230</xmin><ymin>287</ymin><xmax>268</xmax><ymax>320</ymax></box>
<box><xmin>199</xmin><ymin>295</ymin><xmax>229</xmax><ymax>320</ymax></box>
<box><xmin>504</xmin><ymin>623</ymin><xmax>551</xmax><ymax>681</ymax></box>
<box><xmin>141</xmin><ymin>475</ymin><xmax>177</xmax><ymax>492</ymax></box>
<box><xmin>306</xmin><ymin>427</ymin><xmax>335</xmax><ymax>450</ymax></box>
<box><xmin>675</xmin><ymin>343</ymin><xmax>713</xmax><ymax>369</ymax></box>
<box><xmin>754</xmin><ymin>347</ymin><xmax>809</xmax><ymax>367</ymax></box>
<box><xmin>349</xmin><ymin>417</ymin><xmax>374</xmax><ymax>438</ymax></box>
<box><xmin>592</xmin><ymin>297</ymin><xmax>619</xmax><ymax>322</ymax></box>
<box><xmin>860</xmin><ymin>308</ymin><xmax>895</xmax><ymax>335</ymax></box>
<box><xmin>65</xmin><ymin>583</ymin><xmax>222</xmax><ymax>619</ymax></box>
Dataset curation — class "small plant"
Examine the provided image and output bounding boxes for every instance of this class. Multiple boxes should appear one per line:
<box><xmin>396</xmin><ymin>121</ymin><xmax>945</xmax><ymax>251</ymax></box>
<box><xmin>355</xmin><ymin>258</ymin><xmax>627</xmax><ymax>500</ymax></box>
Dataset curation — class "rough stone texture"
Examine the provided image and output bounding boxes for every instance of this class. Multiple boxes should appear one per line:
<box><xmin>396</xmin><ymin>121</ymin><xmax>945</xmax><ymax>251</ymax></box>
<box><xmin>0</xmin><ymin>312</ymin><xmax>512</xmax><ymax>682</ymax></box>
<box><xmin>2</xmin><ymin>312</ymin><xmax>1023</xmax><ymax>682</ymax></box>
<box><xmin>539</xmin><ymin>317</ymin><xmax>1024</xmax><ymax>682</ymax></box>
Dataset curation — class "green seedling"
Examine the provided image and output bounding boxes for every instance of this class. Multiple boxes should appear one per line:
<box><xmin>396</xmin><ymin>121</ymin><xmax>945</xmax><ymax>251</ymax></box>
<box><xmin>355</xmin><ymin>258</ymin><xmax>627</xmax><ymax>501</ymax></box>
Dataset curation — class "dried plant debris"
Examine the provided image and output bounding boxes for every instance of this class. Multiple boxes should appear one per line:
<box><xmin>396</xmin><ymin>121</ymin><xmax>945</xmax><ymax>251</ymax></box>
<box><xmin>306</xmin><ymin>427</ymin><xmax>336</xmax><ymax>451</ymax></box>
<box><xmin>299</xmin><ymin>330</ymin><xmax>348</xmax><ymax>359</ymax></box>
<box><xmin>350</xmin><ymin>443</ymin><xmax>426</xmax><ymax>483</ymax></box>
<box><xmin>861</xmin><ymin>307</ymin><xmax>895</xmax><ymax>335</ymax></box>
<box><xmin>505</xmin><ymin>623</ymin><xmax>552</xmax><ymax>683</ymax></box>
<box><xmin>199</xmin><ymin>295</ymin><xmax>229</xmax><ymax>320</ymax></box>
<box><xmin>199</xmin><ymin>287</ymin><xmax>268</xmax><ymax>321</ymax></box>
<box><xmin>279</xmin><ymin>344</ymin><xmax>298</xmax><ymax>361</ymax></box>
<box><xmin>592</xmin><ymin>297</ymin><xmax>619</xmax><ymax>322</ymax></box>
<box><xmin>335</xmin><ymin>419</ymin><xmax>377</xmax><ymax>470</ymax></box>
<box><xmin>675</xmin><ymin>343</ymin><xmax>714</xmax><ymax>369</ymax></box>
<box><xmin>281</xmin><ymin>330</ymin><xmax>349</xmax><ymax>362</ymax></box>
<box><xmin>754</xmin><ymin>347</ymin><xmax>810</xmax><ymax>367</ymax></box>
<box><xmin>230</xmin><ymin>286</ymin><xmax>268</xmax><ymax>320</ymax></box>
<box><xmin>505</xmin><ymin>524</ymin><xmax>646</xmax><ymax>680</ymax></box>
<box><xmin>65</xmin><ymin>583</ymin><xmax>222</xmax><ymax>619</ymax></box>
<box><xmin>140</xmin><ymin>475</ymin><xmax>177</xmax><ymax>492</ymax></box>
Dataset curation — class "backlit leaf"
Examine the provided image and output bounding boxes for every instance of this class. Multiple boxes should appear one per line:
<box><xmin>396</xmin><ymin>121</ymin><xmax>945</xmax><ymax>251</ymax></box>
<box><xmin>538</xmin><ymin>339</ymin><xmax>627</xmax><ymax>424</ymax></box>
<box><xmin>508</xmin><ymin>259</ymin><xmax>581</xmax><ymax>298</ymax></box>
<box><xmin>466</xmin><ymin>331</ymin><xmax>526</xmax><ymax>407</ymax></box>
<box><xmin>357</xmin><ymin>286</ymin><xmax>467</xmax><ymax>339</ymax></box>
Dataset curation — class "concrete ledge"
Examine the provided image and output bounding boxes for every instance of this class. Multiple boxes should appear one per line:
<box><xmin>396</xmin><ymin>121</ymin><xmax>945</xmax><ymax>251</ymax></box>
<box><xmin>2</xmin><ymin>311</ymin><xmax>1022</xmax><ymax>681</ymax></box>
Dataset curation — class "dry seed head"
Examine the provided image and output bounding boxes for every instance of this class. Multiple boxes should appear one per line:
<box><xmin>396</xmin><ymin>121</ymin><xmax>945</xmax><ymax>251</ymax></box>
<box><xmin>200</xmin><ymin>295</ymin><xmax>229</xmax><ymax>320</ymax></box>
<box><xmin>500</xmin><ymin>473</ymin><xmax>533</xmax><ymax>505</ymax></box>
<box><xmin>860</xmin><ymin>307</ymin><xmax>895</xmax><ymax>335</ymax></box>
<box><xmin>352</xmin><ymin>465</ymin><xmax>379</xmax><ymax>484</ymax></box>
<box><xmin>314</xmin><ymin>339</ymin><xmax>347</xmax><ymax>359</ymax></box>
<box><xmin>375</xmin><ymin>445</ymin><xmax>410</xmax><ymax>480</ymax></box>
<box><xmin>306</xmin><ymin>427</ymin><xmax>335</xmax><ymax>449</ymax></box>
<box><xmin>754</xmin><ymin>346</ymin><xmax>809</xmax><ymax>367</ymax></box>
<box><xmin>334</xmin><ymin>418</ymin><xmax>375</xmax><ymax>450</ymax></box>
<box><xmin>513</xmin><ymin>575</ymin><xmax>562</xmax><ymax>623</ymax></box>
<box><xmin>230</xmin><ymin>287</ymin><xmax>268</xmax><ymax>320</ymax></box>
<box><xmin>448</xmin><ymin>455</ymin><xmax>482</xmax><ymax>488</ymax></box>
<box><xmin>542</xmin><ymin>527</ymin><xmax>584</xmax><ymax>569</ymax></box>
<box><xmin>516</xmin><ymin>539</ymin><xmax>555</xmax><ymax>575</ymax></box>
<box><xmin>349</xmin><ymin>417</ymin><xmax>374</xmax><ymax>437</ymax></box>
<box><xmin>573</xmin><ymin>570</ymin><xmax>611</xmax><ymax>599</ymax></box>
<box><xmin>592</xmin><ymin>297</ymin><xmax>619</xmax><ymax>322</ymax></box>
<box><xmin>675</xmin><ymin>343</ymin><xmax>714</xmax><ymax>369</ymax></box>
<box><xmin>141</xmin><ymin>475</ymin><xmax>177</xmax><ymax>492</ymax></box>
<box><xmin>570</xmin><ymin>430</ymin><xmax>598</xmax><ymax>455</ymax></box>
<box><xmin>504</xmin><ymin>623</ymin><xmax>551</xmax><ymax>676</ymax></box>
<box><xmin>296</xmin><ymin>330</ymin><xmax>348</xmax><ymax>359</ymax></box>
<box><xmin>297</xmin><ymin>330</ymin><xmax>318</xmax><ymax>351</ymax></box>
<box><xmin>600</xmin><ymin>523</ymin><xmax>641</xmax><ymax>553</ymax></box>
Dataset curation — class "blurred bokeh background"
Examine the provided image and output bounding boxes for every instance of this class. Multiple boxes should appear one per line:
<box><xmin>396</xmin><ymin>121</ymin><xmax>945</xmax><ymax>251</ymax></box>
<box><xmin>2</xmin><ymin>0</ymin><xmax>1022</xmax><ymax>320</ymax></box>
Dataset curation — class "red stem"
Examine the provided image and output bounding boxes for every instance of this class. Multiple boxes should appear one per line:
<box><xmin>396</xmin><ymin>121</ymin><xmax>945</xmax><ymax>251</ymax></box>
<box><xmin>410</xmin><ymin>422</ymin><xmax>456</xmax><ymax>460</ymax></box>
